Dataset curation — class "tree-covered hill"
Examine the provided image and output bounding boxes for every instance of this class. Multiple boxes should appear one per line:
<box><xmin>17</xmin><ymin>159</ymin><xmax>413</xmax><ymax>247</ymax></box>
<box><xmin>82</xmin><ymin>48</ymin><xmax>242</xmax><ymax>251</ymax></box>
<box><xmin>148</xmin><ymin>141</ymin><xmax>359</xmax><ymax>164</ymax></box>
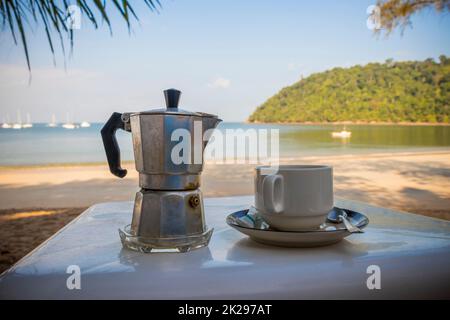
<box><xmin>248</xmin><ymin>56</ymin><xmax>450</xmax><ymax>123</ymax></box>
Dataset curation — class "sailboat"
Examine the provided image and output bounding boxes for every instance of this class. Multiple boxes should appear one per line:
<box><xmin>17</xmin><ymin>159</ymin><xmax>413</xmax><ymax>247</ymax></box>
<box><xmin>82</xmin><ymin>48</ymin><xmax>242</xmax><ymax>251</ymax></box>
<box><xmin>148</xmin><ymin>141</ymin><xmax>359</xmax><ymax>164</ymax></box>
<box><xmin>62</xmin><ymin>112</ymin><xmax>76</xmax><ymax>129</ymax></box>
<box><xmin>80</xmin><ymin>121</ymin><xmax>91</xmax><ymax>128</ymax></box>
<box><xmin>48</xmin><ymin>114</ymin><xmax>58</xmax><ymax>127</ymax></box>
<box><xmin>12</xmin><ymin>110</ymin><xmax>22</xmax><ymax>129</ymax></box>
<box><xmin>331</xmin><ymin>126</ymin><xmax>352</xmax><ymax>138</ymax></box>
<box><xmin>22</xmin><ymin>113</ymin><xmax>33</xmax><ymax>128</ymax></box>
<box><xmin>1</xmin><ymin>115</ymin><xmax>12</xmax><ymax>129</ymax></box>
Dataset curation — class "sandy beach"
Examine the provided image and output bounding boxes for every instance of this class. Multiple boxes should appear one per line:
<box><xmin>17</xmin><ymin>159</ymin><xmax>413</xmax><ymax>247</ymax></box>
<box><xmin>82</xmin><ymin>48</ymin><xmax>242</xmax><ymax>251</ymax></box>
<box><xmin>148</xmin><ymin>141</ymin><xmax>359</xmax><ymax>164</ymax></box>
<box><xmin>1</xmin><ymin>150</ymin><xmax>449</xmax><ymax>272</ymax></box>
<box><xmin>1</xmin><ymin>150</ymin><xmax>449</xmax><ymax>214</ymax></box>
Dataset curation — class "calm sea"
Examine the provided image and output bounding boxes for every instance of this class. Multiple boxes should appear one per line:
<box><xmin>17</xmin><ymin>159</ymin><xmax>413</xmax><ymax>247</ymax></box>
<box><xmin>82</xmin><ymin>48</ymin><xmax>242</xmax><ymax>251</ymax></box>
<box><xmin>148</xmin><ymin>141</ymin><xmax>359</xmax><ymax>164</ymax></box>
<box><xmin>0</xmin><ymin>123</ymin><xmax>449</xmax><ymax>166</ymax></box>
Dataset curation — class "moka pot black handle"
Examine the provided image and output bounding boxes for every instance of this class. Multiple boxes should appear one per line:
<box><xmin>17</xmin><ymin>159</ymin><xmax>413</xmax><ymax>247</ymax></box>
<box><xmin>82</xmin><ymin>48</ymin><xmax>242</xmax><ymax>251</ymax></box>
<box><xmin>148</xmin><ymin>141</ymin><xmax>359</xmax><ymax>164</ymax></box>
<box><xmin>101</xmin><ymin>112</ymin><xmax>128</xmax><ymax>178</ymax></box>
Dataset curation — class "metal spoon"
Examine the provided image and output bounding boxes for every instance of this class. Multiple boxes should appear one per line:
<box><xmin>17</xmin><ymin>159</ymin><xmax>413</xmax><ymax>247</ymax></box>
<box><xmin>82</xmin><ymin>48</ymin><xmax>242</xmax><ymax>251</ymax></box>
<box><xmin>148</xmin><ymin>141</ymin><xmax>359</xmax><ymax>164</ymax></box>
<box><xmin>328</xmin><ymin>208</ymin><xmax>364</xmax><ymax>233</ymax></box>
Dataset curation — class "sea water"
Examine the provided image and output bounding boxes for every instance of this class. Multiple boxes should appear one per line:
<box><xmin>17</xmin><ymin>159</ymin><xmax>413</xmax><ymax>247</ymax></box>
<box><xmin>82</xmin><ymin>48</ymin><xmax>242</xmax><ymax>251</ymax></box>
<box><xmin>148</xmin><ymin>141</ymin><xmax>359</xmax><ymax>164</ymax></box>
<box><xmin>0</xmin><ymin>123</ymin><xmax>449</xmax><ymax>166</ymax></box>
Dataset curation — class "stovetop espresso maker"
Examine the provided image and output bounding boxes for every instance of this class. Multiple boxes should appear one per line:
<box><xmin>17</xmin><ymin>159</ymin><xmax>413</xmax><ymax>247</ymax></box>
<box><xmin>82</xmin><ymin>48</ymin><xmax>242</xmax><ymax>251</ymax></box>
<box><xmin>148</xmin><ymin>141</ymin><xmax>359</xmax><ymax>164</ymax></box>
<box><xmin>101</xmin><ymin>89</ymin><xmax>221</xmax><ymax>252</ymax></box>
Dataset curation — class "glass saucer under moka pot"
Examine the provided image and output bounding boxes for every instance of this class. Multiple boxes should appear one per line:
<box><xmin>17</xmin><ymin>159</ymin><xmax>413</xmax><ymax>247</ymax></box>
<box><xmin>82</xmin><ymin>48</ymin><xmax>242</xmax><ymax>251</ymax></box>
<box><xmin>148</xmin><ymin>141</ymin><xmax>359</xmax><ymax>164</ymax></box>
<box><xmin>101</xmin><ymin>89</ymin><xmax>221</xmax><ymax>253</ymax></box>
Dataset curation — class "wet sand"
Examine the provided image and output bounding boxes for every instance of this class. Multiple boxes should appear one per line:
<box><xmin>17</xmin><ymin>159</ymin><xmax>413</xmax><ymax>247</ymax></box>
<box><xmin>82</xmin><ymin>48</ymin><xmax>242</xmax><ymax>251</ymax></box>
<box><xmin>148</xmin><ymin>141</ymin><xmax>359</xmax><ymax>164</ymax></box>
<box><xmin>1</xmin><ymin>150</ymin><xmax>449</xmax><ymax>272</ymax></box>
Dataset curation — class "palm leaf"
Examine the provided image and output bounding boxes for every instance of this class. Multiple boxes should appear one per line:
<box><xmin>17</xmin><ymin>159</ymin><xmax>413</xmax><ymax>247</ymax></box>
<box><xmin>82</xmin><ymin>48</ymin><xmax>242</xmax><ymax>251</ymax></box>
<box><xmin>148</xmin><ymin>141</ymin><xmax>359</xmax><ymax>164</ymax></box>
<box><xmin>10</xmin><ymin>0</ymin><xmax>31</xmax><ymax>71</ymax></box>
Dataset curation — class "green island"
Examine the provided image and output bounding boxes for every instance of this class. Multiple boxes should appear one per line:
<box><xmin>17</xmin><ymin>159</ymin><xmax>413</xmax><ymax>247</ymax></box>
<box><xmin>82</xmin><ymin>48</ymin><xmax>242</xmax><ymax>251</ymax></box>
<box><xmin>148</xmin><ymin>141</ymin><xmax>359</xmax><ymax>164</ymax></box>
<box><xmin>248</xmin><ymin>56</ymin><xmax>450</xmax><ymax>124</ymax></box>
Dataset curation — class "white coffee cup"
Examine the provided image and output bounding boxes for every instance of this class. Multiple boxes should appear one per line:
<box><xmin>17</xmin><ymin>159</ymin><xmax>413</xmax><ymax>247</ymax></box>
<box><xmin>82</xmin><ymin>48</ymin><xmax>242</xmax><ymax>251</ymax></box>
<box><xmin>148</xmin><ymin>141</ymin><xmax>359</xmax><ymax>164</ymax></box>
<box><xmin>255</xmin><ymin>165</ymin><xmax>333</xmax><ymax>231</ymax></box>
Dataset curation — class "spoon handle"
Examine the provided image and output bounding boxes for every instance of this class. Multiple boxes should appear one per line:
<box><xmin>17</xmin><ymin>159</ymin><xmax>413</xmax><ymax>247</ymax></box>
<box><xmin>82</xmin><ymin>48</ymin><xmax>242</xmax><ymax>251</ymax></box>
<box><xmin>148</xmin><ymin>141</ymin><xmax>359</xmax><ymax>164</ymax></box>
<box><xmin>341</xmin><ymin>214</ymin><xmax>364</xmax><ymax>233</ymax></box>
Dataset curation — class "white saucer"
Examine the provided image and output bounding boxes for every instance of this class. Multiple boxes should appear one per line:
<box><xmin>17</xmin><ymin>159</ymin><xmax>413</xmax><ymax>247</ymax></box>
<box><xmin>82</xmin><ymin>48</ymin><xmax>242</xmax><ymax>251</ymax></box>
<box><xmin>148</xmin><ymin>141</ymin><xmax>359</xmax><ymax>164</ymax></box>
<box><xmin>226</xmin><ymin>206</ymin><xmax>369</xmax><ymax>248</ymax></box>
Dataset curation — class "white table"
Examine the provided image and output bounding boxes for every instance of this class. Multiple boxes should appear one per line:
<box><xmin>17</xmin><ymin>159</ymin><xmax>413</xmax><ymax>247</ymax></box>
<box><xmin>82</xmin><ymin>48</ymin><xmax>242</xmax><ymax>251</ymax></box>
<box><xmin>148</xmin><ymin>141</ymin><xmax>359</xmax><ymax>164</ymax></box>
<box><xmin>1</xmin><ymin>196</ymin><xmax>449</xmax><ymax>299</ymax></box>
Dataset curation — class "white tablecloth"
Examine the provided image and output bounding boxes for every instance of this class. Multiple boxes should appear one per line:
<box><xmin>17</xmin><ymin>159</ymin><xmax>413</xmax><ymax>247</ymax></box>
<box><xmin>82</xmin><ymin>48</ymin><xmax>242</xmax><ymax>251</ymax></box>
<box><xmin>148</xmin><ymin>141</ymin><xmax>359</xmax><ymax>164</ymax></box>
<box><xmin>1</xmin><ymin>196</ymin><xmax>449</xmax><ymax>299</ymax></box>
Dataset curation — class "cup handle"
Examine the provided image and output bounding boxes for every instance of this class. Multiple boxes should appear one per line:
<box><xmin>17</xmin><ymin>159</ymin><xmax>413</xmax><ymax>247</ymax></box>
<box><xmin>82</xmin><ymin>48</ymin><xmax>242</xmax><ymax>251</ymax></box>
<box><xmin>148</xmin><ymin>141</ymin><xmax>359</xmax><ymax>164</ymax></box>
<box><xmin>262</xmin><ymin>175</ymin><xmax>284</xmax><ymax>214</ymax></box>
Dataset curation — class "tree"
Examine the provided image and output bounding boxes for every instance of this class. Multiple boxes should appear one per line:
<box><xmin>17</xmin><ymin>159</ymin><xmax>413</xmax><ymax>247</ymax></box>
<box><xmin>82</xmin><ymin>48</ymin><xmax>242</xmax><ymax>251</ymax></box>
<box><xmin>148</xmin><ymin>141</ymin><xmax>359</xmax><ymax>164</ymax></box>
<box><xmin>248</xmin><ymin>57</ymin><xmax>450</xmax><ymax>124</ymax></box>
<box><xmin>0</xmin><ymin>0</ymin><xmax>161</xmax><ymax>70</ymax></box>
<box><xmin>374</xmin><ymin>0</ymin><xmax>450</xmax><ymax>35</ymax></box>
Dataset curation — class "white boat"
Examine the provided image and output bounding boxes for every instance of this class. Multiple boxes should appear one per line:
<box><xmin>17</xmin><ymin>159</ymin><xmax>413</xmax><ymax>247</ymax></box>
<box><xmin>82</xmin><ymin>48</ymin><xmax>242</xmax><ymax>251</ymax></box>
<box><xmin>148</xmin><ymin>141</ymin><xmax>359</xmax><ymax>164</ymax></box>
<box><xmin>48</xmin><ymin>114</ymin><xmax>58</xmax><ymax>127</ymax></box>
<box><xmin>331</xmin><ymin>129</ymin><xmax>351</xmax><ymax>138</ymax></box>
<box><xmin>62</xmin><ymin>123</ymin><xmax>76</xmax><ymax>130</ymax></box>
<box><xmin>1</xmin><ymin>115</ymin><xmax>11</xmax><ymax>129</ymax></box>
<box><xmin>22</xmin><ymin>113</ymin><xmax>33</xmax><ymax>128</ymax></box>
<box><xmin>62</xmin><ymin>113</ymin><xmax>76</xmax><ymax>130</ymax></box>
<box><xmin>12</xmin><ymin>110</ymin><xmax>22</xmax><ymax>129</ymax></box>
<box><xmin>80</xmin><ymin>121</ymin><xmax>91</xmax><ymax>128</ymax></box>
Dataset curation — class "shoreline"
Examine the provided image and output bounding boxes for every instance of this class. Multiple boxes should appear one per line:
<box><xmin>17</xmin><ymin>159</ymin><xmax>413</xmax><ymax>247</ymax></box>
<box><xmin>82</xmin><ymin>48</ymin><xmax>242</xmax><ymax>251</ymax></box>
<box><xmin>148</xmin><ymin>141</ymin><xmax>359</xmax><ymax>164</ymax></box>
<box><xmin>1</xmin><ymin>148</ymin><xmax>449</xmax><ymax>169</ymax></box>
<box><xmin>0</xmin><ymin>161</ymin><xmax>135</xmax><ymax>170</ymax></box>
<box><xmin>0</xmin><ymin>149</ymin><xmax>449</xmax><ymax>214</ymax></box>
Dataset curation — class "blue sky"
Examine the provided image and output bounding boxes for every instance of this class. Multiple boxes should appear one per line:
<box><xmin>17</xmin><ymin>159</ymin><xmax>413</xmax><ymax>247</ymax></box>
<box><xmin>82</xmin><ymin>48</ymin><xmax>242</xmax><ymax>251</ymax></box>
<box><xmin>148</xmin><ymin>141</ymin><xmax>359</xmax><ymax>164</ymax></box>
<box><xmin>0</xmin><ymin>0</ymin><xmax>449</xmax><ymax>122</ymax></box>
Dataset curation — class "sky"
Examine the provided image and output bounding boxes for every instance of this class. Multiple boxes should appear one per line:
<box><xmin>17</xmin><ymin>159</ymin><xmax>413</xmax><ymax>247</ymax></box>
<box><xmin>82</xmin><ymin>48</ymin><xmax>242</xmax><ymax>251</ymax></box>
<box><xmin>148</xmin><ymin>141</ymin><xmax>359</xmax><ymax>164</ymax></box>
<box><xmin>0</xmin><ymin>0</ymin><xmax>449</xmax><ymax>123</ymax></box>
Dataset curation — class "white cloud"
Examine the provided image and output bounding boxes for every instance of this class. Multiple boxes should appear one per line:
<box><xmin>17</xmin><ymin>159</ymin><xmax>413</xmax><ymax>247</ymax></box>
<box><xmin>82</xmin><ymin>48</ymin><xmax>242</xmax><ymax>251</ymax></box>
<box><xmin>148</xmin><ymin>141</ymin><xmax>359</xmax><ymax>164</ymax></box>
<box><xmin>207</xmin><ymin>77</ymin><xmax>230</xmax><ymax>89</ymax></box>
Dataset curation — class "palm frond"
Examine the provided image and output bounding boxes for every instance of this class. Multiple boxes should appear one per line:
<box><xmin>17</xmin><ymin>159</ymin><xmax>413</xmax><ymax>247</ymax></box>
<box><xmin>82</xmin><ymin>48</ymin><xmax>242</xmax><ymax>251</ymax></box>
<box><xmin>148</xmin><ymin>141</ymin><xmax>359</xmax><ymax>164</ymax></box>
<box><xmin>375</xmin><ymin>0</ymin><xmax>450</xmax><ymax>36</ymax></box>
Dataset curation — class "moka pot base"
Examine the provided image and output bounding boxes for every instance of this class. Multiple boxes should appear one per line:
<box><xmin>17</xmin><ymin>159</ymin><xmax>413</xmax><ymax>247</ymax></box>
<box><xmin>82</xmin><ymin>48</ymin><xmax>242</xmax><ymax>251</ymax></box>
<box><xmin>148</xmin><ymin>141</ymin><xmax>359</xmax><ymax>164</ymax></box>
<box><xmin>119</xmin><ymin>188</ymin><xmax>213</xmax><ymax>253</ymax></box>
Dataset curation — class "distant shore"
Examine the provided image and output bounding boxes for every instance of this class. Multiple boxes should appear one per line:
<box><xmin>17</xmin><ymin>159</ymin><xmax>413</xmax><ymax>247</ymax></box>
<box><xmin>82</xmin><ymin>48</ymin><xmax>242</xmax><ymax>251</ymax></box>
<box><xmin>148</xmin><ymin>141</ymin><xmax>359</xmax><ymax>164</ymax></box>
<box><xmin>246</xmin><ymin>120</ymin><xmax>450</xmax><ymax>126</ymax></box>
